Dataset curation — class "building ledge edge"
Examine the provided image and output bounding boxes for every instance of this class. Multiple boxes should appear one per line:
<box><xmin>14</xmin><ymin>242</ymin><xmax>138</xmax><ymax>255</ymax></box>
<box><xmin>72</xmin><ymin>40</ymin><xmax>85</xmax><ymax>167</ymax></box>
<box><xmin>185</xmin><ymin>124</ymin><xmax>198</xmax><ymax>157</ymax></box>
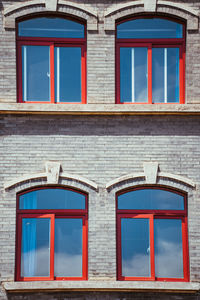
<box><xmin>1</xmin><ymin>104</ymin><xmax>200</xmax><ymax>115</ymax></box>
<box><xmin>3</xmin><ymin>281</ymin><xmax>200</xmax><ymax>293</ymax></box>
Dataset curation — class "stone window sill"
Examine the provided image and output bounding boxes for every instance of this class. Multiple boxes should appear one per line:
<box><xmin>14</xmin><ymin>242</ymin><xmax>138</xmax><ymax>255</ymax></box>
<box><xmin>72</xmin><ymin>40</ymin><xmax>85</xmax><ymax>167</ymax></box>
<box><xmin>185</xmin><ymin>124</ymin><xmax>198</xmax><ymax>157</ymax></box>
<box><xmin>3</xmin><ymin>280</ymin><xmax>200</xmax><ymax>293</ymax></box>
<box><xmin>1</xmin><ymin>103</ymin><xmax>200</xmax><ymax>115</ymax></box>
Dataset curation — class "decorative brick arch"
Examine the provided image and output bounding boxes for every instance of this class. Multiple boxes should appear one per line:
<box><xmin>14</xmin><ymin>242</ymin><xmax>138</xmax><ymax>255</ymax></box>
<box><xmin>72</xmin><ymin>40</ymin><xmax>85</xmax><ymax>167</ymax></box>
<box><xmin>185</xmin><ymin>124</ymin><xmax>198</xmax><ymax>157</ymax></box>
<box><xmin>3</xmin><ymin>0</ymin><xmax>98</xmax><ymax>31</ymax></box>
<box><xmin>104</xmin><ymin>0</ymin><xmax>198</xmax><ymax>31</ymax></box>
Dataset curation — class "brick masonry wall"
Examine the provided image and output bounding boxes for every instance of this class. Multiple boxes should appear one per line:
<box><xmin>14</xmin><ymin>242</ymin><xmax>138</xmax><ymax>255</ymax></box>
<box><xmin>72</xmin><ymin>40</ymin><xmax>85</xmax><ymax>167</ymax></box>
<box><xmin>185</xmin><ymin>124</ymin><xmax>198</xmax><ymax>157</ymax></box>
<box><xmin>0</xmin><ymin>115</ymin><xmax>200</xmax><ymax>299</ymax></box>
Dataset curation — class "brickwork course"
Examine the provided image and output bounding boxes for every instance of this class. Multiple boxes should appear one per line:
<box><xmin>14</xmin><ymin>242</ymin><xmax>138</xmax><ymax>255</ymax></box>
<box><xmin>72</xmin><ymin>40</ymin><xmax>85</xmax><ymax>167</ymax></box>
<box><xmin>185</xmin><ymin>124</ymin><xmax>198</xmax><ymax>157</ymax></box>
<box><xmin>1</xmin><ymin>0</ymin><xmax>200</xmax><ymax>299</ymax></box>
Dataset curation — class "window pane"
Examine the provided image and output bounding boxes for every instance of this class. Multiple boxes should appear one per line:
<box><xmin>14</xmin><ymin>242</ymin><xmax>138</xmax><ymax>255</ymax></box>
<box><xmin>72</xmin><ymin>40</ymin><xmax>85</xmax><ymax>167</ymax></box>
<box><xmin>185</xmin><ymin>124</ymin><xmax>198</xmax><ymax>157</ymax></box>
<box><xmin>19</xmin><ymin>189</ymin><xmax>86</xmax><ymax>210</ymax></box>
<box><xmin>22</xmin><ymin>46</ymin><xmax>50</xmax><ymax>102</ymax></box>
<box><xmin>21</xmin><ymin>218</ymin><xmax>50</xmax><ymax>277</ymax></box>
<box><xmin>118</xmin><ymin>189</ymin><xmax>184</xmax><ymax>210</ymax></box>
<box><xmin>55</xmin><ymin>218</ymin><xmax>82</xmax><ymax>277</ymax></box>
<box><xmin>154</xmin><ymin>219</ymin><xmax>183</xmax><ymax>278</ymax></box>
<box><xmin>18</xmin><ymin>17</ymin><xmax>84</xmax><ymax>38</ymax></box>
<box><xmin>121</xmin><ymin>218</ymin><xmax>150</xmax><ymax>277</ymax></box>
<box><xmin>152</xmin><ymin>48</ymin><xmax>179</xmax><ymax>103</ymax></box>
<box><xmin>117</xmin><ymin>18</ymin><xmax>183</xmax><ymax>39</ymax></box>
<box><xmin>55</xmin><ymin>47</ymin><xmax>81</xmax><ymax>102</ymax></box>
<box><xmin>120</xmin><ymin>47</ymin><xmax>147</xmax><ymax>102</ymax></box>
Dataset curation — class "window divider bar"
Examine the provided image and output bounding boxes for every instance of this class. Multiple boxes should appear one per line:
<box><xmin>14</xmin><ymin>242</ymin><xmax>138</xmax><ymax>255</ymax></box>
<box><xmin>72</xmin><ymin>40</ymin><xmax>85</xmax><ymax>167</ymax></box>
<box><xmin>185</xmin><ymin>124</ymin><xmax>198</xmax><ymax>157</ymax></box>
<box><xmin>148</xmin><ymin>46</ymin><xmax>152</xmax><ymax>104</ymax></box>
<box><xmin>23</xmin><ymin>46</ymin><xmax>27</xmax><ymax>102</ymax></box>
<box><xmin>56</xmin><ymin>47</ymin><xmax>60</xmax><ymax>103</ymax></box>
<box><xmin>131</xmin><ymin>48</ymin><xmax>135</xmax><ymax>103</ymax></box>
<box><xmin>50</xmin><ymin>44</ymin><xmax>55</xmax><ymax>103</ymax></box>
<box><xmin>164</xmin><ymin>48</ymin><xmax>168</xmax><ymax>103</ymax></box>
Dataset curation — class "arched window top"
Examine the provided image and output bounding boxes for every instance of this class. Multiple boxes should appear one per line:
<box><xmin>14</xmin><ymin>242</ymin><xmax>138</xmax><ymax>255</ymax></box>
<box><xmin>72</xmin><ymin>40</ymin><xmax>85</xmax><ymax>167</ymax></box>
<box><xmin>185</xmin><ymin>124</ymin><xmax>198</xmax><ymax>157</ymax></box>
<box><xmin>18</xmin><ymin>17</ymin><xmax>85</xmax><ymax>38</ymax></box>
<box><xmin>117</xmin><ymin>17</ymin><xmax>183</xmax><ymax>39</ymax></box>
<box><xmin>117</xmin><ymin>187</ymin><xmax>185</xmax><ymax>210</ymax></box>
<box><xmin>18</xmin><ymin>187</ymin><xmax>86</xmax><ymax>210</ymax></box>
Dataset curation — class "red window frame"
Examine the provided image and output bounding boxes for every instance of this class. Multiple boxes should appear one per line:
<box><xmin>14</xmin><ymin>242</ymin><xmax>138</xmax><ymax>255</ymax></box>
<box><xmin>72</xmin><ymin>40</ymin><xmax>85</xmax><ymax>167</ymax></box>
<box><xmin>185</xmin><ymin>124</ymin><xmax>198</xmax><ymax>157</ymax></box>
<box><xmin>15</xmin><ymin>186</ymin><xmax>88</xmax><ymax>281</ymax></box>
<box><xmin>116</xmin><ymin>186</ymin><xmax>189</xmax><ymax>282</ymax></box>
<box><xmin>116</xmin><ymin>16</ymin><xmax>186</xmax><ymax>104</ymax></box>
<box><xmin>16</xmin><ymin>16</ymin><xmax>87</xmax><ymax>104</ymax></box>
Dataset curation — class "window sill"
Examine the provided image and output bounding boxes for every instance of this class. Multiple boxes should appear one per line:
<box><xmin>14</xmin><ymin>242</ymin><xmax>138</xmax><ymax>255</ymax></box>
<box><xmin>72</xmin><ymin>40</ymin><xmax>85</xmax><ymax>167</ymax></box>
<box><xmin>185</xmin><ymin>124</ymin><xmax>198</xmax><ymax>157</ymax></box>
<box><xmin>1</xmin><ymin>103</ymin><xmax>200</xmax><ymax>115</ymax></box>
<box><xmin>3</xmin><ymin>280</ymin><xmax>200</xmax><ymax>293</ymax></box>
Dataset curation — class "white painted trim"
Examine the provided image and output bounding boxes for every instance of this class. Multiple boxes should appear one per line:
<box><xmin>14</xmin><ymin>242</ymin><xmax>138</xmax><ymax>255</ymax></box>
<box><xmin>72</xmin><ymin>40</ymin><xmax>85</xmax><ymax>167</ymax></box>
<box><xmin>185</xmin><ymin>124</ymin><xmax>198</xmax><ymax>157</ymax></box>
<box><xmin>104</xmin><ymin>1</ymin><xmax>143</xmax><ymax>17</ymax></box>
<box><xmin>106</xmin><ymin>172</ymin><xmax>195</xmax><ymax>189</ymax></box>
<box><xmin>4</xmin><ymin>172</ymin><xmax>98</xmax><ymax>191</ymax></box>
<box><xmin>157</xmin><ymin>1</ymin><xmax>199</xmax><ymax>17</ymax></box>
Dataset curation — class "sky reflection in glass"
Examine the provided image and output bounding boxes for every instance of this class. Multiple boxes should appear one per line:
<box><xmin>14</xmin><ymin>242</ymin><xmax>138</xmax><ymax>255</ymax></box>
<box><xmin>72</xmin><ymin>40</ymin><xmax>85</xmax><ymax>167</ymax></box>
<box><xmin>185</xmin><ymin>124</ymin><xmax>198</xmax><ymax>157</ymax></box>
<box><xmin>117</xmin><ymin>18</ymin><xmax>183</xmax><ymax>39</ymax></box>
<box><xmin>120</xmin><ymin>47</ymin><xmax>148</xmax><ymax>102</ymax></box>
<box><xmin>18</xmin><ymin>17</ymin><xmax>84</xmax><ymax>38</ymax></box>
<box><xmin>121</xmin><ymin>218</ymin><xmax>150</xmax><ymax>277</ymax></box>
<box><xmin>21</xmin><ymin>218</ymin><xmax>50</xmax><ymax>277</ymax></box>
<box><xmin>22</xmin><ymin>45</ymin><xmax>50</xmax><ymax>101</ymax></box>
<box><xmin>54</xmin><ymin>218</ymin><xmax>82</xmax><ymax>277</ymax></box>
<box><xmin>19</xmin><ymin>189</ymin><xmax>85</xmax><ymax>210</ymax></box>
<box><xmin>118</xmin><ymin>189</ymin><xmax>184</xmax><ymax>210</ymax></box>
<box><xmin>154</xmin><ymin>219</ymin><xmax>183</xmax><ymax>278</ymax></box>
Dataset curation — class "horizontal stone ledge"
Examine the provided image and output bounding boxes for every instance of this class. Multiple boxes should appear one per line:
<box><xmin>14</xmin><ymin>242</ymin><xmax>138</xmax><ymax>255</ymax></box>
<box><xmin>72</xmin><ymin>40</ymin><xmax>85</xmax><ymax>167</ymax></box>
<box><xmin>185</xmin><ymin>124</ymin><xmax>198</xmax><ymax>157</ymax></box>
<box><xmin>3</xmin><ymin>281</ymin><xmax>200</xmax><ymax>293</ymax></box>
<box><xmin>1</xmin><ymin>103</ymin><xmax>200</xmax><ymax>115</ymax></box>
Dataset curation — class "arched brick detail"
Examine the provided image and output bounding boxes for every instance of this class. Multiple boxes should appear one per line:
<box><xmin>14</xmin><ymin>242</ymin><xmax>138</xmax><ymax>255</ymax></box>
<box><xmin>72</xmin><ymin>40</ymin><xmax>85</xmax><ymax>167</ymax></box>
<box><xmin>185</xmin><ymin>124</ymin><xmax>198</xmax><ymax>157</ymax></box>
<box><xmin>104</xmin><ymin>0</ymin><xmax>198</xmax><ymax>31</ymax></box>
<box><xmin>3</xmin><ymin>0</ymin><xmax>98</xmax><ymax>31</ymax></box>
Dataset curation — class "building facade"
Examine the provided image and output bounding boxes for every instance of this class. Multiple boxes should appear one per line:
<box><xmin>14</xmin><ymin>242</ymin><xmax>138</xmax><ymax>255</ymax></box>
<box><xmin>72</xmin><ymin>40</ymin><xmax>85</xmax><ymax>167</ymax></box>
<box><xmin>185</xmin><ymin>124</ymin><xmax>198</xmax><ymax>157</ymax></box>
<box><xmin>1</xmin><ymin>0</ymin><xmax>200</xmax><ymax>299</ymax></box>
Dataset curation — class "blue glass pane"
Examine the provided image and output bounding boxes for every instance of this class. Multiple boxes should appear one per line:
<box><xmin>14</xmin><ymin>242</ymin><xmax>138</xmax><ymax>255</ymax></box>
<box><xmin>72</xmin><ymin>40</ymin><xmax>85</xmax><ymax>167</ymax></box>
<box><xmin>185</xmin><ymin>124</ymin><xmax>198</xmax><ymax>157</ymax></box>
<box><xmin>121</xmin><ymin>218</ymin><xmax>150</xmax><ymax>277</ymax></box>
<box><xmin>154</xmin><ymin>219</ymin><xmax>183</xmax><ymax>278</ymax></box>
<box><xmin>54</xmin><ymin>47</ymin><xmax>81</xmax><ymax>102</ymax></box>
<box><xmin>118</xmin><ymin>189</ymin><xmax>184</xmax><ymax>210</ymax></box>
<box><xmin>120</xmin><ymin>47</ymin><xmax>147</xmax><ymax>102</ymax></box>
<box><xmin>117</xmin><ymin>18</ymin><xmax>183</xmax><ymax>39</ymax></box>
<box><xmin>152</xmin><ymin>48</ymin><xmax>179</xmax><ymax>103</ymax></box>
<box><xmin>18</xmin><ymin>17</ymin><xmax>84</xmax><ymax>38</ymax></box>
<box><xmin>22</xmin><ymin>45</ymin><xmax>50</xmax><ymax>102</ymax></box>
<box><xmin>21</xmin><ymin>218</ymin><xmax>50</xmax><ymax>277</ymax></box>
<box><xmin>55</xmin><ymin>218</ymin><xmax>82</xmax><ymax>277</ymax></box>
<box><xmin>19</xmin><ymin>189</ymin><xmax>86</xmax><ymax>210</ymax></box>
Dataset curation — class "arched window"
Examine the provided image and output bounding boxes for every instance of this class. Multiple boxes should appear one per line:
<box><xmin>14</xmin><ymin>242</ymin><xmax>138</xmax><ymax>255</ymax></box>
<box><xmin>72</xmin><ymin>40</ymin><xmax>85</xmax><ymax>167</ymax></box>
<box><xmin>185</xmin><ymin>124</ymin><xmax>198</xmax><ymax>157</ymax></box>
<box><xmin>116</xmin><ymin>17</ymin><xmax>185</xmax><ymax>104</ymax></box>
<box><xmin>17</xmin><ymin>16</ymin><xmax>86</xmax><ymax>103</ymax></box>
<box><xmin>16</xmin><ymin>187</ymin><xmax>88</xmax><ymax>281</ymax></box>
<box><xmin>116</xmin><ymin>187</ymin><xmax>189</xmax><ymax>281</ymax></box>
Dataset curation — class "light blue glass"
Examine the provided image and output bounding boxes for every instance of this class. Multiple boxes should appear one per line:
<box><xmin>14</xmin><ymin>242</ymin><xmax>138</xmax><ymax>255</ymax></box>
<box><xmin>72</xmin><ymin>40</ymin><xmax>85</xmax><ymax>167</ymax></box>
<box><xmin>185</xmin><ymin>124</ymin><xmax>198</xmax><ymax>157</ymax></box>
<box><xmin>21</xmin><ymin>218</ymin><xmax>50</xmax><ymax>277</ymax></box>
<box><xmin>55</xmin><ymin>218</ymin><xmax>82</xmax><ymax>277</ymax></box>
<box><xmin>154</xmin><ymin>219</ymin><xmax>183</xmax><ymax>278</ymax></box>
<box><xmin>54</xmin><ymin>47</ymin><xmax>81</xmax><ymax>102</ymax></box>
<box><xmin>118</xmin><ymin>189</ymin><xmax>184</xmax><ymax>210</ymax></box>
<box><xmin>117</xmin><ymin>18</ymin><xmax>183</xmax><ymax>39</ymax></box>
<box><xmin>19</xmin><ymin>188</ymin><xmax>86</xmax><ymax>210</ymax></box>
<box><xmin>18</xmin><ymin>17</ymin><xmax>84</xmax><ymax>38</ymax></box>
<box><xmin>121</xmin><ymin>218</ymin><xmax>150</xmax><ymax>277</ymax></box>
<box><xmin>22</xmin><ymin>45</ymin><xmax>50</xmax><ymax>102</ymax></box>
<box><xmin>120</xmin><ymin>47</ymin><xmax>148</xmax><ymax>102</ymax></box>
<box><xmin>152</xmin><ymin>48</ymin><xmax>179</xmax><ymax>103</ymax></box>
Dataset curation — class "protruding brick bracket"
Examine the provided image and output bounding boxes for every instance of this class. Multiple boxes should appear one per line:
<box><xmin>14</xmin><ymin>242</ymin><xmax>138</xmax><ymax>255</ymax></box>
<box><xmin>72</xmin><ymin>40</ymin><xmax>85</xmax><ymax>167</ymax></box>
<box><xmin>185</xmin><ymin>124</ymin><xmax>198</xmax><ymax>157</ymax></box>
<box><xmin>4</xmin><ymin>162</ymin><xmax>98</xmax><ymax>191</ymax></box>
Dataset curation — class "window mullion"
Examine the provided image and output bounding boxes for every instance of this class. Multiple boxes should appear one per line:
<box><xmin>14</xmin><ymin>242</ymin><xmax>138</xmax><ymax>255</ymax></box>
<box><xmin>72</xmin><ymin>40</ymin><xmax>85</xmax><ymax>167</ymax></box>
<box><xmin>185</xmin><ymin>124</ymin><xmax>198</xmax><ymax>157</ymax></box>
<box><xmin>150</xmin><ymin>214</ymin><xmax>155</xmax><ymax>280</ymax></box>
<box><xmin>148</xmin><ymin>46</ymin><xmax>152</xmax><ymax>104</ymax></box>
<box><xmin>50</xmin><ymin>213</ymin><xmax>55</xmax><ymax>280</ymax></box>
<box><xmin>50</xmin><ymin>44</ymin><xmax>55</xmax><ymax>103</ymax></box>
<box><xmin>131</xmin><ymin>48</ymin><xmax>135</xmax><ymax>103</ymax></box>
<box><xmin>164</xmin><ymin>48</ymin><xmax>168</xmax><ymax>103</ymax></box>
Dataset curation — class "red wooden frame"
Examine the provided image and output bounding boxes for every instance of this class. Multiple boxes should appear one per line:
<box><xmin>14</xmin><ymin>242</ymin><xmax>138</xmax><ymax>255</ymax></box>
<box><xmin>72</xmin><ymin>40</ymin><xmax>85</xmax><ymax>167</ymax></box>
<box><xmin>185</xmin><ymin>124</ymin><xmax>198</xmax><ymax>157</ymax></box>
<box><xmin>116</xmin><ymin>186</ymin><xmax>189</xmax><ymax>282</ymax></box>
<box><xmin>16</xmin><ymin>16</ymin><xmax>87</xmax><ymax>104</ymax></box>
<box><xmin>116</xmin><ymin>16</ymin><xmax>186</xmax><ymax>104</ymax></box>
<box><xmin>15</xmin><ymin>186</ymin><xmax>88</xmax><ymax>281</ymax></box>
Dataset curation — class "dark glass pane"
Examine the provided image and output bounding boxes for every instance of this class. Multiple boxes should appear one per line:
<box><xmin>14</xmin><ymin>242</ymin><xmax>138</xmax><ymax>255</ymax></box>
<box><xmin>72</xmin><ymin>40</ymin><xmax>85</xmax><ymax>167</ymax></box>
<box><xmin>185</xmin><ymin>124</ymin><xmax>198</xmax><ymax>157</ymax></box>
<box><xmin>19</xmin><ymin>189</ymin><xmax>85</xmax><ymax>210</ymax></box>
<box><xmin>118</xmin><ymin>189</ymin><xmax>184</xmax><ymax>210</ymax></box>
<box><xmin>21</xmin><ymin>218</ymin><xmax>50</xmax><ymax>277</ymax></box>
<box><xmin>18</xmin><ymin>17</ymin><xmax>84</xmax><ymax>38</ymax></box>
<box><xmin>55</xmin><ymin>218</ymin><xmax>82</xmax><ymax>277</ymax></box>
<box><xmin>152</xmin><ymin>48</ymin><xmax>179</xmax><ymax>103</ymax></box>
<box><xmin>120</xmin><ymin>47</ymin><xmax>147</xmax><ymax>102</ymax></box>
<box><xmin>121</xmin><ymin>218</ymin><xmax>150</xmax><ymax>277</ymax></box>
<box><xmin>117</xmin><ymin>18</ymin><xmax>183</xmax><ymax>39</ymax></box>
<box><xmin>22</xmin><ymin>45</ymin><xmax>50</xmax><ymax>102</ymax></box>
<box><xmin>154</xmin><ymin>219</ymin><xmax>183</xmax><ymax>278</ymax></box>
<box><xmin>54</xmin><ymin>47</ymin><xmax>81</xmax><ymax>102</ymax></box>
